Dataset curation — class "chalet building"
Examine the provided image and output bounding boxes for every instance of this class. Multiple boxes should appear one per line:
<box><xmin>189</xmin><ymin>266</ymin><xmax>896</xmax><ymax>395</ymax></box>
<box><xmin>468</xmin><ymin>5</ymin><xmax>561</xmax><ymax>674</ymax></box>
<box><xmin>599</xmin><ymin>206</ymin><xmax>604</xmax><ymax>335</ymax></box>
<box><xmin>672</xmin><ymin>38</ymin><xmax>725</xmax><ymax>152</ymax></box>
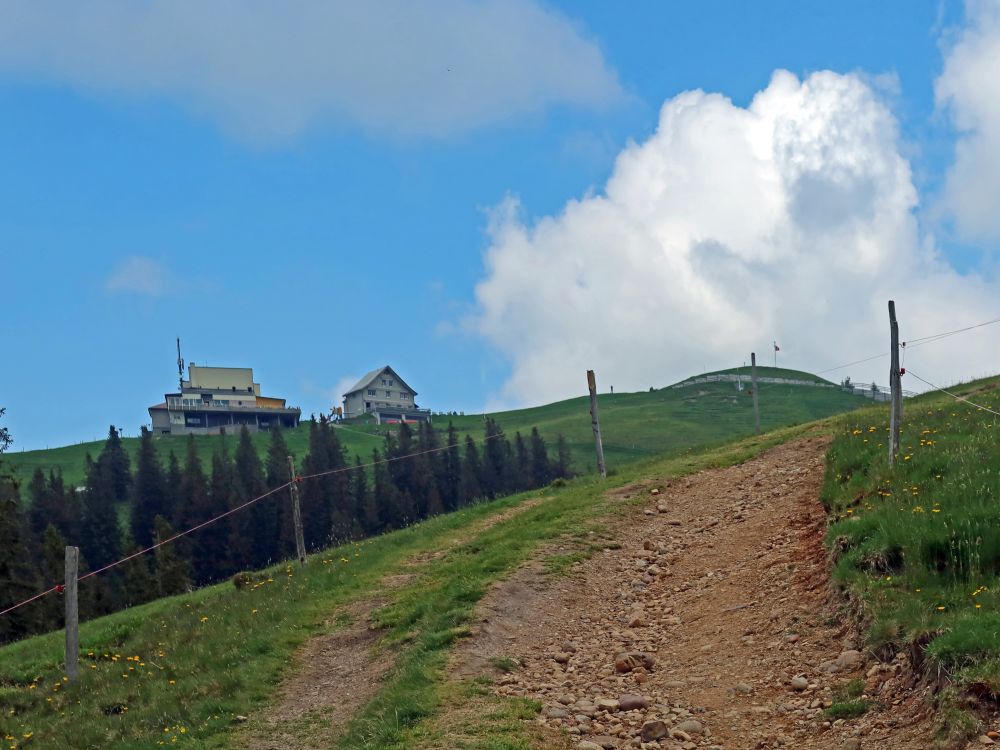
<box><xmin>342</xmin><ymin>365</ymin><xmax>431</xmax><ymax>423</ymax></box>
<box><xmin>149</xmin><ymin>363</ymin><xmax>301</xmax><ymax>436</ymax></box>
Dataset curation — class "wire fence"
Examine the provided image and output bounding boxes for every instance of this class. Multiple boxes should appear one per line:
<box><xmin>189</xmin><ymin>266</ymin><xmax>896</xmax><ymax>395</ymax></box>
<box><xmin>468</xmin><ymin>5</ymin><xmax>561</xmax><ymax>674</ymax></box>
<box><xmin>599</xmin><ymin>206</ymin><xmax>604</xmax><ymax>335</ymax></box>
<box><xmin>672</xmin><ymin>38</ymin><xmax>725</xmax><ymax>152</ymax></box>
<box><xmin>3</xmin><ymin>310</ymin><xmax>1000</xmax><ymax>623</ymax></box>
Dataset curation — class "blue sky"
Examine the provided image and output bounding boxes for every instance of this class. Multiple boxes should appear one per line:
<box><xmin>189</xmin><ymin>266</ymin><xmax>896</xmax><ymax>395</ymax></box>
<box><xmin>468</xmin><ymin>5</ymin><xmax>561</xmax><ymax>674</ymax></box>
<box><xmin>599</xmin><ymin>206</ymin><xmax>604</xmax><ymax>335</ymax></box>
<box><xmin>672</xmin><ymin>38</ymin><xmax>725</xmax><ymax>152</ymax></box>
<box><xmin>3</xmin><ymin>0</ymin><xmax>1000</xmax><ymax>451</ymax></box>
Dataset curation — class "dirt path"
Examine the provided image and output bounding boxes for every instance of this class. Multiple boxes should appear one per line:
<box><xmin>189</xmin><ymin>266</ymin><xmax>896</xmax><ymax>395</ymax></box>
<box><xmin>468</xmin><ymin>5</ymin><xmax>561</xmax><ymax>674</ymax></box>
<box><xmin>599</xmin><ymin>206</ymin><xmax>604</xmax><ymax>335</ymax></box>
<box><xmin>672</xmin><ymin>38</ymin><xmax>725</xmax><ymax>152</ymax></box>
<box><xmin>232</xmin><ymin>495</ymin><xmax>548</xmax><ymax>749</ymax></box>
<box><xmin>453</xmin><ymin>437</ymin><xmax>938</xmax><ymax>749</ymax></box>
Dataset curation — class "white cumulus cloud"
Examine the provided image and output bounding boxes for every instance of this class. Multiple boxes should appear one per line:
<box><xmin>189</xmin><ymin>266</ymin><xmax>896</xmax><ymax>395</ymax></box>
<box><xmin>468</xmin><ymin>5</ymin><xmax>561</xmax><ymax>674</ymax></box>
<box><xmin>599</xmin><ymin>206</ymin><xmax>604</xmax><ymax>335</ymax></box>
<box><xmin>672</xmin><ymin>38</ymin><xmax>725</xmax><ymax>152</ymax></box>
<box><xmin>470</xmin><ymin>70</ymin><xmax>1000</xmax><ymax>409</ymax></box>
<box><xmin>0</xmin><ymin>0</ymin><xmax>621</xmax><ymax>142</ymax></box>
<box><xmin>936</xmin><ymin>0</ymin><xmax>1000</xmax><ymax>242</ymax></box>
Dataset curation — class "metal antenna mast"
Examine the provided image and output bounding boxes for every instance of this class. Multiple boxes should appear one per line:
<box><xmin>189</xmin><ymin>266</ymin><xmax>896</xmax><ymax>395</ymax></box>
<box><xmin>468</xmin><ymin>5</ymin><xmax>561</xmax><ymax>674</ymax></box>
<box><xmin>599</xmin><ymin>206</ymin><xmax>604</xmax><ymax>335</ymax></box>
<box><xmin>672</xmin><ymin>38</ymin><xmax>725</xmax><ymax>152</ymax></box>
<box><xmin>176</xmin><ymin>337</ymin><xmax>185</xmax><ymax>390</ymax></box>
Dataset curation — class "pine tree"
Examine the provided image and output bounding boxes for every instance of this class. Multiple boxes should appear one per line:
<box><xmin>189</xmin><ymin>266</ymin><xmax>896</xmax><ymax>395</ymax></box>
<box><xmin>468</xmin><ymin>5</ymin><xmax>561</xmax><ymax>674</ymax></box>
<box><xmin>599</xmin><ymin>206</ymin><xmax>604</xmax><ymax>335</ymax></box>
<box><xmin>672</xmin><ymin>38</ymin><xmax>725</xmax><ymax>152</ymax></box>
<box><xmin>265</xmin><ymin>426</ymin><xmax>294</xmax><ymax>559</ymax></box>
<box><xmin>555</xmin><ymin>434</ymin><xmax>573</xmax><ymax>478</ymax></box>
<box><xmin>80</xmin><ymin>448</ymin><xmax>123</xmax><ymax>571</ymax></box>
<box><xmin>324</xmin><ymin>421</ymin><xmax>356</xmax><ymax>542</ymax></box>
<box><xmin>165</xmin><ymin>451</ymin><xmax>182</xmax><ymax>525</ymax></box>
<box><xmin>461</xmin><ymin>435</ymin><xmax>483</xmax><ymax>505</ymax></box>
<box><xmin>230</xmin><ymin>426</ymin><xmax>272</xmax><ymax>569</ymax></box>
<box><xmin>153</xmin><ymin>515</ymin><xmax>190</xmax><ymax>597</ymax></box>
<box><xmin>119</xmin><ymin>532</ymin><xmax>155</xmax><ymax>608</ymax></box>
<box><xmin>99</xmin><ymin>425</ymin><xmax>132</xmax><ymax>504</ymax></box>
<box><xmin>205</xmin><ymin>432</ymin><xmax>234</xmax><ymax>581</ymax></box>
<box><xmin>351</xmin><ymin>456</ymin><xmax>377</xmax><ymax>534</ymax></box>
<box><xmin>300</xmin><ymin>418</ymin><xmax>332</xmax><ymax>549</ymax></box>
<box><xmin>372</xmin><ymin>446</ymin><xmax>407</xmax><ymax>529</ymax></box>
<box><xmin>176</xmin><ymin>435</ymin><xmax>221</xmax><ymax>585</ymax></box>
<box><xmin>40</xmin><ymin>523</ymin><xmax>67</xmax><ymax>628</ymax></box>
<box><xmin>529</xmin><ymin>427</ymin><xmax>553</xmax><ymax>487</ymax></box>
<box><xmin>131</xmin><ymin>427</ymin><xmax>167</xmax><ymax>547</ymax></box>
<box><xmin>442</xmin><ymin>422</ymin><xmax>462</xmax><ymax>512</ymax></box>
<box><xmin>0</xmin><ymin>479</ymin><xmax>44</xmax><ymax>643</ymax></box>
<box><xmin>514</xmin><ymin>432</ymin><xmax>530</xmax><ymax>492</ymax></box>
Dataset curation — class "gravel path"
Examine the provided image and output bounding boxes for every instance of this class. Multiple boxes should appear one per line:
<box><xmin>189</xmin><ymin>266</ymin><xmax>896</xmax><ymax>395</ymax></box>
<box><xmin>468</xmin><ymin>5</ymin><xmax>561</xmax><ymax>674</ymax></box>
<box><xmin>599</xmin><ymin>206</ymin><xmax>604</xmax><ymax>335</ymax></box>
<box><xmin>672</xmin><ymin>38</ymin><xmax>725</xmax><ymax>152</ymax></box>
<box><xmin>454</xmin><ymin>436</ymin><xmax>938</xmax><ymax>749</ymax></box>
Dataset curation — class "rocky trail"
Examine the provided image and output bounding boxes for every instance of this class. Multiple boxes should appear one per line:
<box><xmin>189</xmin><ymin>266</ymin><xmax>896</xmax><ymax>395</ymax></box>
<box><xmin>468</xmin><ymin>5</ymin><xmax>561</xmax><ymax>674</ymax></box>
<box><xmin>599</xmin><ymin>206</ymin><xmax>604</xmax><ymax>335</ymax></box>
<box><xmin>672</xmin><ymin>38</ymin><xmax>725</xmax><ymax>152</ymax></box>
<box><xmin>452</xmin><ymin>436</ymin><xmax>941</xmax><ymax>749</ymax></box>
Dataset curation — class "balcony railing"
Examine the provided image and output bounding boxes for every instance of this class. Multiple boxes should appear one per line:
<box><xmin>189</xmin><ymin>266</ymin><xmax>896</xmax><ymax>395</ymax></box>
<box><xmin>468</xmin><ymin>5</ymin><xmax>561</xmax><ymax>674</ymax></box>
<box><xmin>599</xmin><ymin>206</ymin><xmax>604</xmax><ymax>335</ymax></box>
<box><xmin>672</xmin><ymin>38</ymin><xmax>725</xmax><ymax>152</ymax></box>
<box><xmin>167</xmin><ymin>398</ymin><xmax>299</xmax><ymax>412</ymax></box>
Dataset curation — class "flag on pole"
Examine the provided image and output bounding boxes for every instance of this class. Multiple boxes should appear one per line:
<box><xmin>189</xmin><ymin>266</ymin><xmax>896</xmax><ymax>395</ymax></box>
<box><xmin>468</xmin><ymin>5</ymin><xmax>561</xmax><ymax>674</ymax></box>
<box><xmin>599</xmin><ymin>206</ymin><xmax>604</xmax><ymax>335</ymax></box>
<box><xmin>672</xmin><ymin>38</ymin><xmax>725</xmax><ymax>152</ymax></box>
<box><xmin>774</xmin><ymin>342</ymin><xmax>780</xmax><ymax>352</ymax></box>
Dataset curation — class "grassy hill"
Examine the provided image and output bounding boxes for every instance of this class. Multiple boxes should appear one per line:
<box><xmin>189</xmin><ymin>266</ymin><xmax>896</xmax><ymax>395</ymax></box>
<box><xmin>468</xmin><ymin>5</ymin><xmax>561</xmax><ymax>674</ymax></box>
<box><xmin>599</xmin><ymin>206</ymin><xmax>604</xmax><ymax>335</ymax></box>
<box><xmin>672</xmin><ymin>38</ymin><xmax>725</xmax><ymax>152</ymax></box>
<box><xmin>0</xmin><ymin>416</ymin><xmax>828</xmax><ymax>750</ymax></box>
<box><xmin>5</xmin><ymin>367</ymin><xmax>867</xmax><ymax>490</ymax></box>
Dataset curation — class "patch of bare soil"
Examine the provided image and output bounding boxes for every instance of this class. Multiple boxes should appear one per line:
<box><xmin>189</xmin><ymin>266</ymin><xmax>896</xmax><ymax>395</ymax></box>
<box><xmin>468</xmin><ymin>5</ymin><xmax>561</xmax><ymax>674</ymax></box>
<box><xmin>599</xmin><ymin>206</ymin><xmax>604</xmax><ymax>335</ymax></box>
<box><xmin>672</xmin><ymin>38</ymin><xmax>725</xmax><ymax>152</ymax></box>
<box><xmin>236</xmin><ymin>598</ymin><xmax>393</xmax><ymax>750</ymax></box>
<box><xmin>452</xmin><ymin>437</ymin><xmax>940</xmax><ymax>749</ymax></box>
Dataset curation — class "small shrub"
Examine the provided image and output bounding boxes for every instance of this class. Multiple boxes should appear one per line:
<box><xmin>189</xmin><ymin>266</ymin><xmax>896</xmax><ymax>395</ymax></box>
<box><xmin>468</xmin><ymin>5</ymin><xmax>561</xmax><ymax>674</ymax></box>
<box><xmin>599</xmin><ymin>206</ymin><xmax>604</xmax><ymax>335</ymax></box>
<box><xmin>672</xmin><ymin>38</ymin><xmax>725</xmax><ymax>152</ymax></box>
<box><xmin>824</xmin><ymin>699</ymin><xmax>869</xmax><ymax>719</ymax></box>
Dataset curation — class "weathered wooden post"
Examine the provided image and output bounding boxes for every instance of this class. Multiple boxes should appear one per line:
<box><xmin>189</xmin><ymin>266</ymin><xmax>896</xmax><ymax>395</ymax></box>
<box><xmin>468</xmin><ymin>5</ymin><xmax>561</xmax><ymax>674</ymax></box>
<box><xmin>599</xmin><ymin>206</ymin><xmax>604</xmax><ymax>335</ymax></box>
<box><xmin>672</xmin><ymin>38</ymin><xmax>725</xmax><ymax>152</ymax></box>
<box><xmin>751</xmin><ymin>352</ymin><xmax>761</xmax><ymax>435</ymax></box>
<box><xmin>64</xmin><ymin>546</ymin><xmax>79</xmax><ymax>683</ymax></box>
<box><xmin>587</xmin><ymin>370</ymin><xmax>607</xmax><ymax>479</ymax></box>
<box><xmin>287</xmin><ymin>455</ymin><xmax>307</xmax><ymax>565</ymax></box>
<box><xmin>888</xmin><ymin>301</ymin><xmax>901</xmax><ymax>465</ymax></box>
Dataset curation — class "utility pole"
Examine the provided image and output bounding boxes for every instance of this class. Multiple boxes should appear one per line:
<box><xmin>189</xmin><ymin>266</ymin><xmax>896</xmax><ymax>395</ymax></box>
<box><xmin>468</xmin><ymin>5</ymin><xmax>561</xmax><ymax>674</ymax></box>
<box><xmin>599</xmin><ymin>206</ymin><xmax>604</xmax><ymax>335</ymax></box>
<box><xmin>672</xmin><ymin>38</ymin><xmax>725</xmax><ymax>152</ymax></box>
<box><xmin>888</xmin><ymin>301</ymin><xmax>901</xmax><ymax>465</ymax></box>
<box><xmin>586</xmin><ymin>370</ymin><xmax>607</xmax><ymax>479</ymax></box>
<box><xmin>751</xmin><ymin>353</ymin><xmax>761</xmax><ymax>435</ymax></box>
<box><xmin>64</xmin><ymin>546</ymin><xmax>79</xmax><ymax>683</ymax></box>
<box><xmin>287</xmin><ymin>456</ymin><xmax>307</xmax><ymax>565</ymax></box>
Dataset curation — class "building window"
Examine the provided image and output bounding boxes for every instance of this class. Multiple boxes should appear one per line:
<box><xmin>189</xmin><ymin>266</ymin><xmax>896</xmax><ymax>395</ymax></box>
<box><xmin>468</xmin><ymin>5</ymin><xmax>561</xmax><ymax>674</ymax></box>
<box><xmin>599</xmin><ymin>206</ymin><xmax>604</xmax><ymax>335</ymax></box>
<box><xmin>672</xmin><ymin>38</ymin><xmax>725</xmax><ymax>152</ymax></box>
<box><xmin>385</xmin><ymin>390</ymin><xmax>392</xmax><ymax>397</ymax></box>
<box><xmin>367</xmin><ymin>389</ymin><xmax>376</xmax><ymax>396</ymax></box>
<box><xmin>381</xmin><ymin>379</ymin><xmax>387</xmax><ymax>386</ymax></box>
<box><xmin>388</xmin><ymin>380</ymin><xmax>394</xmax><ymax>386</ymax></box>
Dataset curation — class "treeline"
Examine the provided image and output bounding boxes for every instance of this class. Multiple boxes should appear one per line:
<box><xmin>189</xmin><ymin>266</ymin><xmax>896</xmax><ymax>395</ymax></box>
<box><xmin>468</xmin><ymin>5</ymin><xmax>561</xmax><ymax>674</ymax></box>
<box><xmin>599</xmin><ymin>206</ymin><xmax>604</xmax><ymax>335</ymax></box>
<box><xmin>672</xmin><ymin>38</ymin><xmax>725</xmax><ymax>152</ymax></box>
<box><xmin>0</xmin><ymin>416</ymin><xmax>572</xmax><ymax>644</ymax></box>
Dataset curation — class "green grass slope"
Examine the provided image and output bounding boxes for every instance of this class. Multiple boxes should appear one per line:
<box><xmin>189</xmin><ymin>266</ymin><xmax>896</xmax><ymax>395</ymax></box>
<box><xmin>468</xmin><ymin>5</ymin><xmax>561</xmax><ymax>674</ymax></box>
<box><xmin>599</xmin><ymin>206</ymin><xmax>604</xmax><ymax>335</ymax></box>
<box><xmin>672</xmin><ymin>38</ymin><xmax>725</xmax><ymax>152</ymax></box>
<box><xmin>0</xmin><ymin>418</ymin><xmax>829</xmax><ymax>750</ymax></box>
<box><xmin>822</xmin><ymin>374</ymin><xmax>1000</xmax><ymax>741</ymax></box>
<box><xmin>6</xmin><ymin>369</ymin><xmax>867</xmax><ymax>492</ymax></box>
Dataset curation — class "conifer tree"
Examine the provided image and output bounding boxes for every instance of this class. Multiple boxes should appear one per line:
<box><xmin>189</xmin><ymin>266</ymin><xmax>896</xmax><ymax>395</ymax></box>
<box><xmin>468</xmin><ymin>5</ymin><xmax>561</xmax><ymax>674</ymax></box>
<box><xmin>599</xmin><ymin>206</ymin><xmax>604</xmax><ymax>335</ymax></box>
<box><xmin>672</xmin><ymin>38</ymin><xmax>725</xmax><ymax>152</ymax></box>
<box><xmin>119</xmin><ymin>532</ymin><xmax>155</xmax><ymax>608</ymax></box>
<box><xmin>0</xmin><ymin>479</ymin><xmax>44</xmax><ymax>643</ymax></box>
<box><xmin>131</xmin><ymin>427</ymin><xmax>167</xmax><ymax>547</ymax></box>
<box><xmin>153</xmin><ymin>515</ymin><xmax>190</xmax><ymax>597</ymax></box>
<box><xmin>442</xmin><ymin>422</ymin><xmax>462</xmax><ymax>512</ymax></box>
<box><xmin>165</xmin><ymin>451</ymin><xmax>182</xmax><ymax>523</ymax></box>
<box><xmin>230</xmin><ymin>426</ymin><xmax>271</xmax><ymax>569</ymax></box>
<box><xmin>40</xmin><ymin>523</ymin><xmax>68</xmax><ymax>628</ymax></box>
<box><xmin>351</xmin><ymin>456</ymin><xmax>377</xmax><ymax>534</ymax></box>
<box><xmin>80</xmin><ymin>448</ymin><xmax>123</xmax><ymax>571</ymax></box>
<box><xmin>460</xmin><ymin>435</ymin><xmax>483</xmax><ymax>504</ymax></box>
<box><xmin>324</xmin><ymin>421</ymin><xmax>356</xmax><ymax>542</ymax></box>
<box><xmin>300</xmin><ymin>418</ymin><xmax>332</xmax><ymax>549</ymax></box>
<box><xmin>529</xmin><ymin>427</ymin><xmax>553</xmax><ymax>487</ymax></box>
<box><xmin>514</xmin><ymin>432</ymin><xmax>530</xmax><ymax>492</ymax></box>
<box><xmin>555</xmin><ymin>434</ymin><xmax>573</xmax><ymax>478</ymax></box>
<box><xmin>205</xmin><ymin>432</ymin><xmax>234</xmax><ymax>581</ymax></box>
<box><xmin>176</xmin><ymin>435</ymin><xmax>220</xmax><ymax>585</ymax></box>
<box><xmin>372</xmin><ymin>446</ymin><xmax>407</xmax><ymax>529</ymax></box>
<box><xmin>265</xmin><ymin>426</ymin><xmax>294</xmax><ymax>558</ymax></box>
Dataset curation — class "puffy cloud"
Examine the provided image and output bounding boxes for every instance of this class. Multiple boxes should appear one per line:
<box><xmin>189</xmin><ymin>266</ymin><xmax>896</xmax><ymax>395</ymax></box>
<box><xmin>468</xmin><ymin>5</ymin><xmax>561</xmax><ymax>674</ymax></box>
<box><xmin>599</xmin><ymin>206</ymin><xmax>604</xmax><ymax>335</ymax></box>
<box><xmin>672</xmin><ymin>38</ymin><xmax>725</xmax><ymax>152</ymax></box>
<box><xmin>936</xmin><ymin>0</ymin><xmax>1000</xmax><ymax>242</ymax></box>
<box><xmin>471</xmin><ymin>70</ymin><xmax>1000</xmax><ymax>409</ymax></box>
<box><xmin>0</xmin><ymin>0</ymin><xmax>621</xmax><ymax>142</ymax></box>
<box><xmin>105</xmin><ymin>256</ymin><xmax>174</xmax><ymax>297</ymax></box>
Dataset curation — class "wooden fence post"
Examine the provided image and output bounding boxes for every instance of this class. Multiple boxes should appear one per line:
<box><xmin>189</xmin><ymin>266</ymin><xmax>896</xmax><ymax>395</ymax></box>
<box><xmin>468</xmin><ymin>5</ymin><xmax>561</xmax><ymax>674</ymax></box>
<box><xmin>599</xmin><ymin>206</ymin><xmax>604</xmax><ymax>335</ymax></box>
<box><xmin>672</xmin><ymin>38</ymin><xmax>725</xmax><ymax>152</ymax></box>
<box><xmin>64</xmin><ymin>546</ymin><xmax>79</xmax><ymax>683</ymax></box>
<box><xmin>751</xmin><ymin>352</ymin><xmax>761</xmax><ymax>435</ymax></box>
<box><xmin>586</xmin><ymin>370</ymin><xmax>607</xmax><ymax>479</ymax></box>
<box><xmin>287</xmin><ymin>455</ymin><xmax>307</xmax><ymax>566</ymax></box>
<box><xmin>888</xmin><ymin>301</ymin><xmax>901</xmax><ymax>465</ymax></box>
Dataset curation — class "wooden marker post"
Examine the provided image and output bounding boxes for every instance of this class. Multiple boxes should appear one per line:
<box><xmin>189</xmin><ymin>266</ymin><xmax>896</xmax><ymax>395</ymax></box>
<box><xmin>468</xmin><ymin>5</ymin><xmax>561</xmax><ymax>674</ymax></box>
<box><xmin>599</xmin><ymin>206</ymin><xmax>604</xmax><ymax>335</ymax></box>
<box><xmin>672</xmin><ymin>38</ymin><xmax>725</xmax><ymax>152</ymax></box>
<box><xmin>64</xmin><ymin>546</ymin><xmax>79</xmax><ymax>683</ymax></box>
<box><xmin>751</xmin><ymin>352</ymin><xmax>761</xmax><ymax>435</ymax></box>
<box><xmin>888</xmin><ymin>301</ymin><xmax>901</xmax><ymax>465</ymax></box>
<box><xmin>587</xmin><ymin>370</ymin><xmax>607</xmax><ymax>479</ymax></box>
<box><xmin>287</xmin><ymin>455</ymin><xmax>307</xmax><ymax>565</ymax></box>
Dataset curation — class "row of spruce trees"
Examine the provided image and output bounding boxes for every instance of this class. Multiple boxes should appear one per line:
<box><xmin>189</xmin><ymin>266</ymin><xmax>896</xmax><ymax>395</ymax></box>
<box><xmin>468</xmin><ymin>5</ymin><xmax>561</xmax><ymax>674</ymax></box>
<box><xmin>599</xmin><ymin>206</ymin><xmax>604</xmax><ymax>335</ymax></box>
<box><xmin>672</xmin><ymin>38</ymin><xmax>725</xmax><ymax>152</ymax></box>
<box><xmin>0</xmin><ymin>414</ymin><xmax>572</xmax><ymax>644</ymax></box>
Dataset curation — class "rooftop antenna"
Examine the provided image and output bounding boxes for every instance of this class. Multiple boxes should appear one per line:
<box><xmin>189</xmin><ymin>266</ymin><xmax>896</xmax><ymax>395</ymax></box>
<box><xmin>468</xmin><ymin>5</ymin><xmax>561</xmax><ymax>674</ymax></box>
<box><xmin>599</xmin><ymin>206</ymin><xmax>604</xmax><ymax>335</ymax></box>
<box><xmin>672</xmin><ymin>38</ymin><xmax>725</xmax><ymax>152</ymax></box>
<box><xmin>176</xmin><ymin>337</ymin><xmax>185</xmax><ymax>390</ymax></box>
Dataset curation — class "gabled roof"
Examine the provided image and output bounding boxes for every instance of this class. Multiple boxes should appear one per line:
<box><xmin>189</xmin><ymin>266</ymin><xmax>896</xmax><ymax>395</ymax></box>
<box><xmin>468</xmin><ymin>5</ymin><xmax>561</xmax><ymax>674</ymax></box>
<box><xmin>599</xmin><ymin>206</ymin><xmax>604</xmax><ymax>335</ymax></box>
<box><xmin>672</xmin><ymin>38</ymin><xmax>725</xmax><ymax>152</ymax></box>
<box><xmin>343</xmin><ymin>365</ymin><xmax>418</xmax><ymax>397</ymax></box>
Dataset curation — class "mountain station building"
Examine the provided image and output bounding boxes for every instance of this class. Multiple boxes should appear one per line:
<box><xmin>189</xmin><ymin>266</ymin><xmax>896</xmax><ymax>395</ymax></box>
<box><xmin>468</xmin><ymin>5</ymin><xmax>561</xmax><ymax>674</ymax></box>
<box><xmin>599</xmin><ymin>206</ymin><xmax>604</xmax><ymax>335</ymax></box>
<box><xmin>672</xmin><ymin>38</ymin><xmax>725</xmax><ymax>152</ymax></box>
<box><xmin>149</xmin><ymin>364</ymin><xmax>301</xmax><ymax>435</ymax></box>
<box><xmin>342</xmin><ymin>365</ymin><xmax>431</xmax><ymax>423</ymax></box>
